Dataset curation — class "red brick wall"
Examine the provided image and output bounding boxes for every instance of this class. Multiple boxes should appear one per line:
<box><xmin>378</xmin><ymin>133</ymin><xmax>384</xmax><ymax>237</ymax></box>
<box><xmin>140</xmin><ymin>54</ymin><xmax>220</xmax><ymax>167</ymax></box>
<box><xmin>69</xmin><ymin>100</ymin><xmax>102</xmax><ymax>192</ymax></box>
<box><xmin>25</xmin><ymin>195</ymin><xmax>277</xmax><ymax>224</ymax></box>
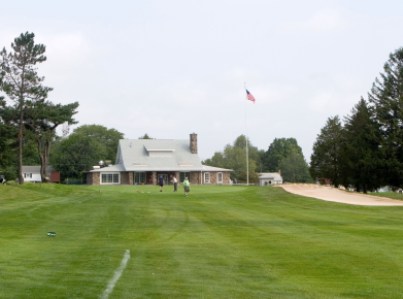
<box><xmin>120</xmin><ymin>172</ymin><xmax>133</xmax><ymax>184</ymax></box>
<box><xmin>87</xmin><ymin>172</ymin><xmax>100</xmax><ymax>185</ymax></box>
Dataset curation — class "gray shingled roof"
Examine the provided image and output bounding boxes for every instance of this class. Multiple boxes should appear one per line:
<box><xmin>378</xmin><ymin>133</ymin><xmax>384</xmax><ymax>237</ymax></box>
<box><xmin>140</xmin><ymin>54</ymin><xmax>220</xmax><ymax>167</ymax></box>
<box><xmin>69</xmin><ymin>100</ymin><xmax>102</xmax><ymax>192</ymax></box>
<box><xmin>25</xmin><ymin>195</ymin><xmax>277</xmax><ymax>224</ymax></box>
<box><xmin>259</xmin><ymin>172</ymin><xmax>283</xmax><ymax>181</ymax></box>
<box><xmin>89</xmin><ymin>164</ymin><xmax>125</xmax><ymax>173</ymax></box>
<box><xmin>22</xmin><ymin>165</ymin><xmax>55</xmax><ymax>174</ymax></box>
<box><xmin>116</xmin><ymin>139</ymin><xmax>203</xmax><ymax>171</ymax></box>
<box><xmin>202</xmin><ymin>165</ymin><xmax>233</xmax><ymax>172</ymax></box>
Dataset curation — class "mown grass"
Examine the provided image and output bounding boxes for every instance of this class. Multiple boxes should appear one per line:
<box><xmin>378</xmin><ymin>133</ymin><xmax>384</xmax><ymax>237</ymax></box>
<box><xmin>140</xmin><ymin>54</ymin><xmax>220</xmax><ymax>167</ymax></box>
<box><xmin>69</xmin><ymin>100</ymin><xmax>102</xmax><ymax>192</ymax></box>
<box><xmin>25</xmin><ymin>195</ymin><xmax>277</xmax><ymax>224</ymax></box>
<box><xmin>369</xmin><ymin>191</ymin><xmax>403</xmax><ymax>200</ymax></box>
<box><xmin>1</xmin><ymin>183</ymin><xmax>403</xmax><ymax>298</ymax></box>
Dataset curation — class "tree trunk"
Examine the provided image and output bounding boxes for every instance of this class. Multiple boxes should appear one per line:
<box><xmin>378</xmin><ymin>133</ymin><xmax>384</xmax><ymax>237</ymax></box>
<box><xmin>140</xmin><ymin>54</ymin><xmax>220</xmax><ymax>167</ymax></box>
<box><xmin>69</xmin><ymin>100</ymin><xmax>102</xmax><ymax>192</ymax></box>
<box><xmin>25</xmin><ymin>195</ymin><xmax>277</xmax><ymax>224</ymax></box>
<box><xmin>17</xmin><ymin>109</ymin><xmax>24</xmax><ymax>184</ymax></box>
<box><xmin>38</xmin><ymin>136</ymin><xmax>50</xmax><ymax>182</ymax></box>
<box><xmin>39</xmin><ymin>153</ymin><xmax>47</xmax><ymax>182</ymax></box>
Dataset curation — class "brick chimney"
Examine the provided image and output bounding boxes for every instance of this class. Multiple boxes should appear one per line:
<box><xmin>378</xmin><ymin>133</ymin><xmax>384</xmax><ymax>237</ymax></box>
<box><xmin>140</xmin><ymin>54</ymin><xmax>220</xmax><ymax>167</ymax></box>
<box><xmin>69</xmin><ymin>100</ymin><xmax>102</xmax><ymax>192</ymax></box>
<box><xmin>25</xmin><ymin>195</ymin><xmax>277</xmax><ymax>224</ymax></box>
<box><xmin>190</xmin><ymin>133</ymin><xmax>198</xmax><ymax>154</ymax></box>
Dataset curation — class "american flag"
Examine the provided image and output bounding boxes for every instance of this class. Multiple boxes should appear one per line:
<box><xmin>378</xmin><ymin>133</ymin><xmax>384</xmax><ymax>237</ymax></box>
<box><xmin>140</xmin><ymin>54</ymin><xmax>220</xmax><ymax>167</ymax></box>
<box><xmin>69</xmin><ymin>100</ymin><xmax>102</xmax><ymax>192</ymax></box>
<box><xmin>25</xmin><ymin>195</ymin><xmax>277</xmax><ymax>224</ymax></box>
<box><xmin>245</xmin><ymin>89</ymin><xmax>256</xmax><ymax>103</ymax></box>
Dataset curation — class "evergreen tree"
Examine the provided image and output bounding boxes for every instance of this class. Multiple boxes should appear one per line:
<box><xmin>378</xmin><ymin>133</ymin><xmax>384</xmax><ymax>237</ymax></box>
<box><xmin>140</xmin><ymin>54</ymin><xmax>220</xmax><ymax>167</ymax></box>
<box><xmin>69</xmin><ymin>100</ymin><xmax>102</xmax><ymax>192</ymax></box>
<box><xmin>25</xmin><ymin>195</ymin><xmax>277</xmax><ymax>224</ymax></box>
<box><xmin>368</xmin><ymin>47</ymin><xmax>403</xmax><ymax>188</ymax></box>
<box><xmin>0</xmin><ymin>32</ymin><xmax>52</xmax><ymax>183</ymax></box>
<box><xmin>310</xmin><ymin>116</ymin><xmax>344</xmax><ymax>186</ymax></box>
<box><xmin>0</xmin><ymin>97</ymin><xmax>18</xmax><ymax>179</ymax></box>
<box><xmin>24</xmin><ymin>101</ymin><xmax>79</xmax><ymax>181</ymax></box>
<box><xmin>341</xmin><ymin>98</ymin><xmax>381</xmax><ymax>192</ymax></box>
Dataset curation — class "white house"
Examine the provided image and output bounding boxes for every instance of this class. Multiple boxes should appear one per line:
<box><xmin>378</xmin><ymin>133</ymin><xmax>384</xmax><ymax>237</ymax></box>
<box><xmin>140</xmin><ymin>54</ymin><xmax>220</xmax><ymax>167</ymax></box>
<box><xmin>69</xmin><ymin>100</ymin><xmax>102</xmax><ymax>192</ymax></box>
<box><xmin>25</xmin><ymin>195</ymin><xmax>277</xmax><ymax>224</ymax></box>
<box><xmin>87</xmin><ymin>133</ymin><xmax>233</xmax><ymax>185</ymax></box>
<box><xmin>258</xmin><ymin>172</ymin><xmax>283</xmax><ymax>186</ymax></box>
<box><xmin>21</xmin><ymin>166</ymin><xmax>60</xmax><ymax>183</ymax></box>
<box><xmin>21</xmin><ymin>166</ymin><xmax>43</xmax><ymax>183</ymax></box>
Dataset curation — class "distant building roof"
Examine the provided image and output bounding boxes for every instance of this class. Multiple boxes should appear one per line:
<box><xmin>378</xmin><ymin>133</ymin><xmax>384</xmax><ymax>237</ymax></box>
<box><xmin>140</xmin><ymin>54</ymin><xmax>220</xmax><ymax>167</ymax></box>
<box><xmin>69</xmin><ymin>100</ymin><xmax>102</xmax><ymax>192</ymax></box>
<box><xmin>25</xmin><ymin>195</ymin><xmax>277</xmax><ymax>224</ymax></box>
<box><xmin>202</xmin><ymin>165</ymin><xmax>233</xmax><ymax>172</ymax></box>
<box><xmin>258</xmin><ymin>173</ymin><xmax>282</xmax><ymax>186</ymax></box>
<box><xmin>22</xmin><ymin>165</ymin><xmax>55</xmax><ymax>174</ymax></box>
<box><xmin>89</xmin><ymin>164</ymin><xmax>125</xmax><ymax>172</ymax></box>
<box><xmin>115</xmin><ymin>139</ymin><xmax>204</xmax><ymax>171</ymax></box>
<box><xmin>259</xmin><ymin>172</ymin><xmax>283</xmax><ymax>182</ymax></box>
<box><xmin>89</xmin><ymin>137</ymin><xmax>233</xmax><ymax>174</ymax></box>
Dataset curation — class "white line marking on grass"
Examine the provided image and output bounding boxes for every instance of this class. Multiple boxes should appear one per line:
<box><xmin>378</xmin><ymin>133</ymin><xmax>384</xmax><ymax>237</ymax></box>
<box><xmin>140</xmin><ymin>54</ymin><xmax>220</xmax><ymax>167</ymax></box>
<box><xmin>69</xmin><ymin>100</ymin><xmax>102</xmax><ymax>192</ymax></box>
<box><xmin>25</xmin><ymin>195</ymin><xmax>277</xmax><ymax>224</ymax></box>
<box><xmin>100</xmin><ymin>249</ymin><xmax>131</xmax><ymax>299</ymax></box>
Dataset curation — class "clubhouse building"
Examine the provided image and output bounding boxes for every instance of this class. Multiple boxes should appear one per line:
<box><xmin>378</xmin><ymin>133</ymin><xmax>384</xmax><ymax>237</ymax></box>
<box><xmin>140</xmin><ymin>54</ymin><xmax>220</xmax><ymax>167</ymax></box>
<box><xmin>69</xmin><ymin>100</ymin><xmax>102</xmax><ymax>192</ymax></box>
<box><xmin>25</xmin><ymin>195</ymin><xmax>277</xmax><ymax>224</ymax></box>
<box><xmin>87</xmin><ymin>133</ymin><xmax>232</xmax><ymax>185</ymax></box>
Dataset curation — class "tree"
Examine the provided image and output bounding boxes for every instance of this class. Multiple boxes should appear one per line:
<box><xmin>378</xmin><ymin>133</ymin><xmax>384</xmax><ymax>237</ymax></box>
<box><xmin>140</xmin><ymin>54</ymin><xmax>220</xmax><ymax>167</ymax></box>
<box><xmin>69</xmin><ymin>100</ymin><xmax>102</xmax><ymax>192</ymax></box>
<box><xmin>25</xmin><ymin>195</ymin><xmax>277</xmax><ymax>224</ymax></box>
<box><xmin>72</xmin><ymin>125</ymin><xmax>123</xmax><ymax>163</ymax></box>
<box><xmin>51</xmin><ymin>134</ymin><xmax>105</xmax><ymax>181</ymax></box>
<box><xmin>368</xmin><ymin>47</ymin><xmax>403</xmax><ymax>188</ymax></box>
<box><xmin>139</xmin><ymin>133</ymin><xmax>152</xmax><ymax>139</ymax></box>
<box><xmin>262</xmin><ymin>138</ymin><xmax>311</xmax><ymax>182</ymax></box>
<box><xmin>279</xmin><ymin>148</ymin><xmax>312</xmax><ymax>183</ymax></box>
<box><xmin>24</xmin><ymin>101</ymin><xmax>79</xmax><ymax>181</ymax></box>
<box><xmin>1</xmin><ymin>97</ymin><xmax>41</xmax><ymax>166</ymax></box>
<box><xmin>262</xmin><ymin>138</ymin><xmax>305</xmax><ymax>172</ymax></box>
<box><xmin>0</xmin><ymin>97</ymin><xmax>18</xmax><ymax>180</ymax></box>
<box><xmin>203</xmin><ymin>152</ymin><xmax>225</xmax><ymax>168</ymax></box>
<box><xmin>340</xmin><ymin>99</ymin><xmax>382</xmax><ymax>192</ymax></box>
<box><xmin>310</xmin><ymin>116</ymin><xmax>344</xmax><ymax>186</ymax></box>
<box><xmin>50</xmin><ymin>125</ymin><xmax>124</xmax><ymax>182</ymax></box>
<box><xmin>204</xmin><ymin>135</ymin><xmax>260</xmax><ymax>183</ymax></box>
<box><xmin>0</xmin><ymin>32</ymin><xmax>52</xmax><ymax>183</ymax></box>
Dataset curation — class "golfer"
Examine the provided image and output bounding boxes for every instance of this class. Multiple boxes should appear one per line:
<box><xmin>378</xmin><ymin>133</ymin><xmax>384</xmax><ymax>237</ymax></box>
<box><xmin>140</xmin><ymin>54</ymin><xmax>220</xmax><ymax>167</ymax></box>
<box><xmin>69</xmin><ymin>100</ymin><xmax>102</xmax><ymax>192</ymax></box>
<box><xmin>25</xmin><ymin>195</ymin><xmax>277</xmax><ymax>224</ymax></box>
<box><xmin>183</xmin><ymin>177</ymin><xmax>190</xmax><ymax>196</ymax></box>
<box><xmin>158</xmin><ymin>175</ymin><xmax>164</xmax><ymax>192</ymax></box>
<box><xmin>172</xmin><ymin>175</ymin><xmax>178</xmax><ymax>192</ymax></box>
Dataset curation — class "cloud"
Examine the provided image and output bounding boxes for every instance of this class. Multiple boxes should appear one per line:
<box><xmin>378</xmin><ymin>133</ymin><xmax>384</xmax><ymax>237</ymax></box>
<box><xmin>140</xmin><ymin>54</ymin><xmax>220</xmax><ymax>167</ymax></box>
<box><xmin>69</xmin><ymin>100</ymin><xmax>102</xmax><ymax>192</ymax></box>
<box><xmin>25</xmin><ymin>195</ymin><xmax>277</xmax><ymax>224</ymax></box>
<box><xmin>284</xmin><ymin>9</ymin><xmax>347</xmax><ymax>33</ymax></box>
<box><xmin>305</xmin><ymin>10</ymin><xmax>346</xmax><ymax>32</ymax></box>
<box><xmin>41</xmin><ymin>32</ymin><xmax>91</xmax><ymax>67</ymax></box>
<box><xmin>0</xmin><ymin>31</ymin><xmax>90</xmax><ymax>65</ymax></box>
<box><xmin>308</xmin><ymin>92</ymin><xmax>334</xmax><ymax>113</ymax></box>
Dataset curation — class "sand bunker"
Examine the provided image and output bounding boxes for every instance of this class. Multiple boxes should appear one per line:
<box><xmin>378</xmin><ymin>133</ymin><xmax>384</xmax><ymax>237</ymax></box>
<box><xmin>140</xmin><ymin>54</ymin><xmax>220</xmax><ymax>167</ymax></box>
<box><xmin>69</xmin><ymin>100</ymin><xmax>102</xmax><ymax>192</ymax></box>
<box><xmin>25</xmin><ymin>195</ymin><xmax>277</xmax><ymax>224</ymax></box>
<box><xmin>280</xmin><ymin>184</ymin><xmax>403</xmax><ymax>206</ymax></box>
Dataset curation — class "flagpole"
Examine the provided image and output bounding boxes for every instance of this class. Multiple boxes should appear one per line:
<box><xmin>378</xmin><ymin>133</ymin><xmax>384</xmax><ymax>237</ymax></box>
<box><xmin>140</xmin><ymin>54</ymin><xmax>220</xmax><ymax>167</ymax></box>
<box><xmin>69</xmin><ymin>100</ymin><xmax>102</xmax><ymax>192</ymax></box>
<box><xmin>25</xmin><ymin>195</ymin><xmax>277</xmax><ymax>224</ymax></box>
<box><xmin>244</xmin><ymin>84</ymin><xmax>256</xmax><ymax>186</ymax></box>
<box><xmin>246</xmin><ymin>133</ymin><xmax>249</xmax><ymax>186</ymax></box>
<box><xmin>244</xmin><ymin>83</ymin><xmax>249</xmax><ymax>186</ymax></box>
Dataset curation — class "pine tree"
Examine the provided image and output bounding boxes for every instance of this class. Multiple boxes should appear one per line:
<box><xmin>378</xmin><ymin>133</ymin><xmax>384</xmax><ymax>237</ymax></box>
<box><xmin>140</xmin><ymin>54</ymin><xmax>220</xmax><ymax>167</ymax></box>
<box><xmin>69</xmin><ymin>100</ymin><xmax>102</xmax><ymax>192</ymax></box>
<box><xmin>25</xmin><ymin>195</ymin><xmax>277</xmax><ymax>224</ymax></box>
<box><xmin>341</xmin><ymin>98</ymin><xmax>381</xmax><ymax>192</ymax></box>
<box><xmin>368</xmin><ymin>48</ymin><xmax>403</xmax><ymax>188</ymax></box>
<box><xmin>310</xmin><ymin>116</ymin><xmax>344</xmax><ymax>186</ymax></box>
<box><xmin>0</xmin><ymin>32</ymin><xmax>52</xmax><ymax>183</ymax></box>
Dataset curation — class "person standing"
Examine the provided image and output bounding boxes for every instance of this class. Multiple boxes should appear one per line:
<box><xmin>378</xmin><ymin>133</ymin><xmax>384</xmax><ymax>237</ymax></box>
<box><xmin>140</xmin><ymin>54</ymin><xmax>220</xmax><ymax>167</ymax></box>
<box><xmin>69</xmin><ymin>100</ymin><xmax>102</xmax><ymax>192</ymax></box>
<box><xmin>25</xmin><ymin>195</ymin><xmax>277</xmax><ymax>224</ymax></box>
<box><xmin>183</xmin><ymin>177</ymin><xmax>190</xmax><ymax>196</ymax></box>
<box><xmin>172</xmin><ymin>175</ymin><xmax>178</xmax><ymax>192</ymax></box>
<box><xmin>158</xmin><ymin>175</ymin><xmax>164</xmax><ymax>192</ymax></box>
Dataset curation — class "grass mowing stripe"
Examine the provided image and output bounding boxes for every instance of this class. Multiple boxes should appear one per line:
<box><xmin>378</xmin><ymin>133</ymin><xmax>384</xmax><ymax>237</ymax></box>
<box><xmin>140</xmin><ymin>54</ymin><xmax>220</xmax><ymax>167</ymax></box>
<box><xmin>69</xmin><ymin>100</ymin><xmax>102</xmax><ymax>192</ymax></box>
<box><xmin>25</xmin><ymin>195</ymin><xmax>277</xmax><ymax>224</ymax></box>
<box><xmin>100</xmin><ymin>249</ymin><xmax>131</xmax><ymax>299</ymax></box>
<box><xmin>2</xmin><ymin>184</ymin><xmax>403</xmax><ymax>298</ymax></box>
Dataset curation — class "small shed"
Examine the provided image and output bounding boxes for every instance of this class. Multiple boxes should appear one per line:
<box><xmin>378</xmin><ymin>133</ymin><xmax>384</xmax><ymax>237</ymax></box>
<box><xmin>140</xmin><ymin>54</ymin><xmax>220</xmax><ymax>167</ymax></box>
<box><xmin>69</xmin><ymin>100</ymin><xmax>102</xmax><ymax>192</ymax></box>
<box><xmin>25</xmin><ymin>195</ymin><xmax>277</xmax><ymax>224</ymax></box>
<box><xmin>22</xmin><ymin>166</ymin><xmax>60</xmax><ymax>183</ymax></box>
<box><xmin>259</xmin><ymin>172</ymin><xmax>283</xmax><ymax>186</ymax></box>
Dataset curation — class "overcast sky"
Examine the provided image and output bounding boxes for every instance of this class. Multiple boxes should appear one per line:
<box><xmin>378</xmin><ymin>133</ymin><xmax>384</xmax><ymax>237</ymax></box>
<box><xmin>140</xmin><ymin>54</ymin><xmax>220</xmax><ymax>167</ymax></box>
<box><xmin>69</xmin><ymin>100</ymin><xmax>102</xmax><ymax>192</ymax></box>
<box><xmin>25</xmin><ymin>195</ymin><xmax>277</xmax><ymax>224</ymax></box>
<box><xmin>2</xmin><ymin>0</ymin><xmax>403</xmax><ymax>161</ymax></box>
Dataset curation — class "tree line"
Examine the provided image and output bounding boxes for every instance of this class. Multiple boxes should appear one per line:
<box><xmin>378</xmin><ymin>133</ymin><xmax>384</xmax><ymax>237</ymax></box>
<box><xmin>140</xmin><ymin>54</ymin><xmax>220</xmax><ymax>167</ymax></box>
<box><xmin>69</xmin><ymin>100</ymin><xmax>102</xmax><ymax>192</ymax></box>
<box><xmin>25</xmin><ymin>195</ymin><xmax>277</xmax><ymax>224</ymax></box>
<box><xmin>5</xmin><ymin>32</ymin><xmax>400</xmax><ymax>188</ymax></box>
<box><xmin>204</xmin><ymin>135</ymin><xmax>312</xmax><ymax>184</ymax></box>
<box><xmin>0</xmin><ymin>32</ymin><xmax>312</xmax><ymax>184</ymax></box>
<box><xmin>310</xmin><ymin>48</ymin><xmax>403</xmax><ymax>192</ymax></box>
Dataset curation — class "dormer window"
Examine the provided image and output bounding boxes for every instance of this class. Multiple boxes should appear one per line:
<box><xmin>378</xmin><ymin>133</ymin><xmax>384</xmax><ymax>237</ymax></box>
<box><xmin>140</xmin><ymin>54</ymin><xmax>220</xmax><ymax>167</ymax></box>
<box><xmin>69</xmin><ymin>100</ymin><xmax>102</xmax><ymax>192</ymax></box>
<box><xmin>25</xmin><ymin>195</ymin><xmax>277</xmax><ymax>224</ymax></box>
<box><xmin>144</xmin><ymin>146</ymin><xmax>175</xmax><ymax>157</ymax></box>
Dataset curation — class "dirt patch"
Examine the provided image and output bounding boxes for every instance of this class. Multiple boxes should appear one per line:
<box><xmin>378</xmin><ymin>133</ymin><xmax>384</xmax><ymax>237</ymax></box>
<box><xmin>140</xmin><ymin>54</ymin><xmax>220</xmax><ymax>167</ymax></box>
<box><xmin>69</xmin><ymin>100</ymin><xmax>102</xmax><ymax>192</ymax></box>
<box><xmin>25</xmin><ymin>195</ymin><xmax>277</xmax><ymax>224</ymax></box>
<box><xmin>280</xmin><ymin>184</ymin><xmax>403</xmax><ymax>206</ymax></box>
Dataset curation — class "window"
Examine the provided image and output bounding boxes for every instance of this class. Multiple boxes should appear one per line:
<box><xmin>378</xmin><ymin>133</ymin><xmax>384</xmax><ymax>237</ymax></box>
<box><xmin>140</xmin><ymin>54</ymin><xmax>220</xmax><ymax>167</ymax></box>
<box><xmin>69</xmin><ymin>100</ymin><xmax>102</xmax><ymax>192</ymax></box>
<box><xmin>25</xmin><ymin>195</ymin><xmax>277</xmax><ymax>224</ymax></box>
<box><xmin>134</xmin><ymin>172</ymin><xmax>146</xmax><ymax>184</ymax></box>
<box><xmin>204</xmin><ymin>172</ymin><xmax>210</xmax><ymax>184</ymax></box>
<box><xmin>24</xmin><ymin>173</ymin><xmax>32</xmax><ymax>179</ymax></box>
<box><xmin>101</xmin><ymin>173</ymin><xmax>120</xmax><ymax>184</ymax></box>
<box><xmin>217</xmin><ymin>172</ymin><xmax>223</xmax><ymax>184</ymax></box>
<box><xmin>180</xmin><ymin>172</ymin><xmax>189</xmax><ymax>182</ymax></box>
